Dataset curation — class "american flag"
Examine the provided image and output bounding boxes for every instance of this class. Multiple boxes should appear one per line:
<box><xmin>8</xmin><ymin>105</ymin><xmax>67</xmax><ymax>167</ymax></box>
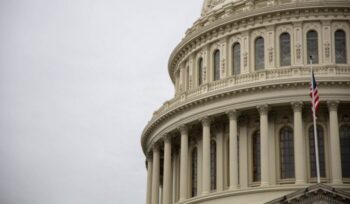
<box><xmin>310</xmin><ymin>70</ymin><xmax>320</xmax><ymax>113</ymax></box>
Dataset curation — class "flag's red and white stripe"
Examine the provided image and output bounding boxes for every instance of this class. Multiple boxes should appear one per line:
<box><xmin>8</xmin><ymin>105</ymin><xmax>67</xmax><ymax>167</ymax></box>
<box><xmin>310</xmin><ymin>70</ymin><xmax>320</xmax><ymax>113</ymax></box>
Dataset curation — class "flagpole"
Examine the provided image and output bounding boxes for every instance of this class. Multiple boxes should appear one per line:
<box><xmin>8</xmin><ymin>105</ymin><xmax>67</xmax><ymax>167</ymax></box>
<box><xmin>310</xmin><ymin>56</ymin><xmax>321</xmax><ymax>184</ymax></box>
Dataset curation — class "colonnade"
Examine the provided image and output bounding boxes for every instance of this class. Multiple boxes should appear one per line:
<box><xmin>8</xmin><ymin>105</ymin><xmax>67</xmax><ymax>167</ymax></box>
<box><xmin>145</xmin><ymin>101</ymin><xmax>343</xmax><ymax>204</ymax></box>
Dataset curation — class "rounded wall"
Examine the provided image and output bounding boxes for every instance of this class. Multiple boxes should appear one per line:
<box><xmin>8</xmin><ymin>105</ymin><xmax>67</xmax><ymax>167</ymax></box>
<box><xmin>142</xmin><ymin>1</ymin><xmax>350</xmax><ymax>204</ymax></box>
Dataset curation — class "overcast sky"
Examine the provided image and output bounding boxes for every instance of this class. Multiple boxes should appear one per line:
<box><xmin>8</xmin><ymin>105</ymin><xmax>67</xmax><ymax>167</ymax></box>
<box><xmin>0</xmin><ymin>0</ymin><xmax>202</xmax><ymax>203</ymax></box>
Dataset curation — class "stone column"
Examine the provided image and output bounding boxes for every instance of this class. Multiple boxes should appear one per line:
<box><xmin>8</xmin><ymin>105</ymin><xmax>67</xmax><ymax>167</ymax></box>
<box><xmin>216</xmin><ymin>125</ymin><xmax>224</xmax><ymax>192</ymax></box>
<box><xmin>291</xmin><ymin>102</ymin><xmax>306</xmax><ymax>184</ymax></box>
<box><xmin>202</xmin><ymin>117</ymin><xmax>211</xmax><ymax>194</ymax></box>
<box><xmin>327</xmin><ymin>101</ymin><xmax>343</xmax><ymax>184</ymax></box>
<box><xmin>163</xmin><ymin>135</ymin><xmax>172</xmax><ymax>204</ymax></box>
<box><xmin>228</xmin><ymin>111</ymin><xmax>239</xmax><ymax>189</ymax></box>
<box><xmin>179</xmin><ymin>125</ymin><xmax>189</xmax><ymax>201</ymax></box>
<box><xmin>151</xmin><ymin>145</ymin><xmax>160</xmax><ymax>204</ymax></box>
<box><xmin>257</xmin><ymin>105</ymin><xmax>269</xmax><ymax>187</ymax></box>
<box><xmin>146</xmin><ymin>155</ymin><xmax>153</xmax><ymax>204</ymax></box>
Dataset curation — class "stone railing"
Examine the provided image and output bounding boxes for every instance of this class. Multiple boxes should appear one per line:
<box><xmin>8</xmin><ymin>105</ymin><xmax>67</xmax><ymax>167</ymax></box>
<box><xmin>152</xmin><ymin>65</ymin><xmax>350</xmax><ymax>120</ymax></box>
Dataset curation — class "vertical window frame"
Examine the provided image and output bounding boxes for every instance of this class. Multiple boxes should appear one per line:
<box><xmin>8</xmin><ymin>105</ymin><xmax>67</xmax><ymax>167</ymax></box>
<box><xmin>340</xmin><ymin>125</ymin><xmax>350</xmax><ymax>179</ymax></box>
<box><xmin>232</xmin><ymin>43</ymin><xmax>241</xmax><ymax>75</ymax></box>
<box><xmin>213</xmin><ymin>50</ymin><xmax>221</xmax><ymax>81</ymax></box>
<box><xmin>198</xmin><ymin>57</ymin><xmax>203</xmax><ymax>86</ymax></box>
<box><xmin>334</xmin><ymin>30</ymin><xmax>347</xmax><ymax>64</ymax></box>
<box><xmin>308</xmin><ymin>125</ymin><xmax>326</xmax><ymax>180</ymax></box>
<box><xmin>279</xmin><ymin>32</ymin><xmax>291</xmax><ymax>67</ymax></box>
<box><xmin>255</xmin><ymin>37</ymin><xmax>265</xmax><ymax>71</ymax></box>
<box><xmin>307</xmin><ymin>30</ymin><xmax>319</xmax><ymax>64</ymax></box>
<box><xmin>279</xmin><ymin>126</ymin><xmax>295</xmax><ymax>181</ymax></box>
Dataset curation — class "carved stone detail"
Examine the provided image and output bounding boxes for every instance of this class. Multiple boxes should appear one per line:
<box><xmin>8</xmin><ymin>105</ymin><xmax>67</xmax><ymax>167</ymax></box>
<box><xmin>257</xmin><ymin>104</ymin><xmax>269</xmax><ymax>115</ymax></box>
<box><xmin>227</xmin><ymin>110</ymin><xmax>238</xmax><ymax>120</ymax></box>
<box><xmin>327</xmin><ymin>100</ymin><xmax>339</xmax><ymax>111</ymax></box>
<box><xmin>291</xmin><ymin>101</ymin><xmax>303</xmax><ymax>112</ymax></box>
<box><xmin>201</xmin><ymin>116</ymin><xmax>211</xmax><ymax>127</ymax></box>
<box><xmin>179</xmin><ymin>125</ymin><xmax>188</xmax><ymax>135</ymax></box>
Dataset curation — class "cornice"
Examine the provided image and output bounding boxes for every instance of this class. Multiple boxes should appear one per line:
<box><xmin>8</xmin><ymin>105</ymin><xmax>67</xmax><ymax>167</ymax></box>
<box><xmin>141</xmin><ymin>72</ymin><xmax>350</xmax><ymax>153</ymax></box>
<box><xmin>168</xmin><ymin>3</ymin><xmax>350</xmax><ymax>83</ymax></box>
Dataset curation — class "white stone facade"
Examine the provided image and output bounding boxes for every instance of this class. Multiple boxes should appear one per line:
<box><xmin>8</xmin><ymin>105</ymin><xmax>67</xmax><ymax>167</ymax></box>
<box><xmin>141</xmin><ymin>0</ymin><xmax>350</xmax><ymax>203</ymax></box>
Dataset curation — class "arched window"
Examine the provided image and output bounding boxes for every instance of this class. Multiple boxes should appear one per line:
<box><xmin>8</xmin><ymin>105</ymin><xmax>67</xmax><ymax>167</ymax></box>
<box><xmin>232</xmin><ymin>43</ymin><xmax>241</xmax><ymax>75</ymax></box>
<box><xmin>198</xmin><ymin>57</ymin><xmax>203</xmax><ymax>86</ymax></box>
<box><xmin>280</xmin><ymin>127</ymin><xmax>295</xmax><ymax>179</ymax></box>
<box><xmin>309</xmin><ymin>125</ymin><xmax>326</xmax><ymax>178</ymax></box>
<box><xmin>307</xmin><ymin>30</ymin><xmax>319</xmax><ymax>64</ymax></box>
<box><xmin>213</xmin><ymin>50</ymin><xmax>220</xmax><ymax>81</ymax></box>
<box><xmin>252</xmin><ymin>130</ymin><xmax>261</xmax><ymax>182</ymax></box>
<box><xmin>280</xmin><ymin>33</ymin><xmax>291</xmax><ymax>66</ymax></box>
<box><xmin>191</xmin><ymin>148</ymin><xmax>198</xmax><ymax>197</ymax></box>
<box><xmin>340</xmin><ymin>125</ymin><xmax>350</xmax><ymax>178</ymax></box>
<box><xmin>335</xmin><ymin>30</ymin><xmax>347</xmax><ymax>64</ymax></box>
<box><xmin>210</xmin><ymin>140</ymin><xmax>217</xmax><ymax>190</ymax></box>
<box><xmin>255</xmin><ymin>37</ymin><xmax>265</xmax><ymax>70</ymax></box>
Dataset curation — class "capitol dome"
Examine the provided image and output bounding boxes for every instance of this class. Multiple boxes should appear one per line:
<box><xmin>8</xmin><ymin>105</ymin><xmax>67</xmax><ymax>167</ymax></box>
<box><xmin>142</xmin><ymin>0</ymin><xmax>350</xmax><ymax>203</ymax></box>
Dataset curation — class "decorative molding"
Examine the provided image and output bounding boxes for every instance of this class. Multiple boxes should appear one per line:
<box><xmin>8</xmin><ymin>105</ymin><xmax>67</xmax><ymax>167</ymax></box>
<box><xmin>201</xmin><ymin>116</ymin><xmax>211</xmax><ymax>127</ymax></box>
<box><xmin>179</xmin><ymin>125</ymin><xmax>188</xmax><ymax>135</ymax></box>
<box><xmin>291</xmin><ymin>101</ymin><xmax>303</xmax><ymax>112</ymax></box>
<box><xmin>227</xmin><ymin>110</ymin><xmax>239</xmax><ymax>120</ymax></box>
<box><xmin>327</xmin><ymin>100</ymin><xmax>340</xmax><ymax>111</ymax></box>
<box><xmin>164</xmin><ymin>134</ymin><xmax>172</xmax><ymax>143</ymax></box>
<box><xmin>169</xmin><ymin>6</ymin><xmax>350</xmax><ymax>81</ymax></box>
<box><xmin>257</xmin><ymin>104</ymin><xmax>269</xmax><ymax>115</ymax></box>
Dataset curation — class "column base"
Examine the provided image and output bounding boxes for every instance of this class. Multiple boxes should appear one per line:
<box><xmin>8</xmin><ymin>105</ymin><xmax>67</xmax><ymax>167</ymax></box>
<box><xmin>295</xmin><ymin>180</ymin><xmax>306</xmax><ymax>185</ymax></box>
<box><xmin>229</xmin><ymin>186</ymin><xmax>238</xmax><ymax>190</ymax></box>
<box><xmin>201</xmin><ymin>191</ymin><xmax>209</xmax><ymax>196</ymax></box>
<box><xmin>260</xmin><ymin>182</ymin><xmax>269</xmax><ymax>187</ymax></box>
<box><xmin>332</xmin><ymin>179</ymin><xmax>343</xmax><ymax>185</ymax></box>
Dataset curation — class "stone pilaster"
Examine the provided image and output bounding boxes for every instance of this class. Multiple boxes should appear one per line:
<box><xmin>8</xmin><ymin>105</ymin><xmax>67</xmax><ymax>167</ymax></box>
<box><xmin>146</xmin><ymin>154</ymin><xmax>153</xmax><ymax>204</ymax></box>
<box><xmin>151</xmin><ymin>144</ymin><xmax>160</xmax><ymax>204</ymax></box>
<box><xmin>163</xmin><ymin>135</ymin><xmax>172</xmax><ymax>204</ymax></box>
<box><xmin>228</xmin><ymin>110</ymin><xmax>239</xmax><ymax>189</ymax></box>
<box><xmin>257</xmin><ymin>105</ymin><xmax>270</xmax><ymax>187</ymax></box>
<box><xmin>291</xmin><ymin>102</ymin><xmax>306</xmax><ymax>184</ymax></box>
<box><xmin>216</xmin><ymin>124</ymin><xmax>224</xmax><ymax>192</ymax></box>
<box><xmin>327</xmin><ymin>101</ymin><xmax>343</xmax><ymax>184</ymax></box>
<box><xmin>179</xmin><ymin>125</ymin><xmax>189</xmax><ymax>201</ymax></box>
<box><xmin>201</xmin><ymin>117</ymin><xmax>211</xmax><ymax>194</ymax></box>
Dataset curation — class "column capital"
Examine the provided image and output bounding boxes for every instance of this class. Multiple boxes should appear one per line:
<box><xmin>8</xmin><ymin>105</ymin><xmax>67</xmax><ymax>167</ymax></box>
<box><xmin>291</xmin><ymin>101</ymin><xmax>303</xmax><ymax>112</ymax></box>
<box><xmin>257</xmin><ymin>104</ymin><xmax>269</xmax><ymax>115</ymax></box>
<box><xmin>227</xmin><ymin>110</ymin><xmax>239</xmax><ymax>120</ymax></box>
<box><xmin>152</xmin><ymin>142</ymin><xmax>161</xmax><ymax>152</ymax></box>
<box><xmin>146</xmin><ymin>152</ymin><xmax>153</xmax><ymax>161</ymax></box>
<box><xmin>200</xmin><ymin>116</ymin><xmax>211</xmax><ymax>127</ymax></box>
<box><xmin>179</xmin><ymin>125</ymin><xmax>188</xmax><ymax>135</ymax></box>
<box><xmin>327</xmin><ymin>101</ymin><xmax>340</xmax><ymax>111</ymax></box>
<box><xmin>164</xmin><ymin>134</ymin><xmax>172</xmax><ymax>143</ymax></box>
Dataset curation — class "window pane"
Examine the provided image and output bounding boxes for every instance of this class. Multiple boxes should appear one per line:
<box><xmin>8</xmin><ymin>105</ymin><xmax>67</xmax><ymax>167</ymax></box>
<box><xmin>255</xmin><ymin>37</ymin><xmax>265</xmax><ymax>70</ymax></box>
<box><xmin>214</xmin><ymin>50</ymin><xmax>220</xmax><ymax>81</ymax></box>
<box><xmin>280</xmin><ymin>127</ymin><xmax>295</xmax><ymax>179</ymax></box>
<box><xmin>210</xmin><ymin>140</ymin><xmax>217</xmax><ymax>190</ymax></box>
<box><xmin>192</xmin><ymin>148</ymin><xmax>198</xmax><ymax>197</ymax></box>
<box><xmin>307</xmin><ymin>31</ymin><xmax>319</xmax><ymax>64</ymax></box>
<box><xmin>340</xmin><ymin>125</ymin><xmax>350</xmax><ymax>178</ymax></box>
<box><xmin>309</xmin><ymin>125</ymin><xmax>326</xmax><ymax>178</ymax></box>
<box><xmin>280</xmin><ymin>33</ymin><xmax>291</xmax><ymax>66</ymax></box>
<box><xmin>232</xmin><ymin>43</ymin><xmax>241</xmax><ymax>75</ymax></box>
<box><xmin>198</xmin><ymin>58</ymin><xmax>203</xmax><ymax>85</ymax></box>
<box><xmin>335</xmin><ymin>30</ymin><xmax>347</xmax><ymax>64</ymax></box>
<box><xmin>253</xmin><ymin>130</ymin><xmax>261</xmax><ymax>182</ymax></box>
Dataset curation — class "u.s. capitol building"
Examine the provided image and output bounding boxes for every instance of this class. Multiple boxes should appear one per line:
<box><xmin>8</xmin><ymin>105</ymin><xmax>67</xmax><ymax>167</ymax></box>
<box><xmin>141</xmin><ymin>0</ymin><xmax>350</xmax><ymax>203</ymax></box>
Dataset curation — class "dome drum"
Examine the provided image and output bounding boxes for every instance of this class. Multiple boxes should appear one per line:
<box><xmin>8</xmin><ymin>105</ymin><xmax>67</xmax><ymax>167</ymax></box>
<box><xmin>142</xmin><ymin>0</ymin><xmax>350</xmax><ymax>203</ymax></box>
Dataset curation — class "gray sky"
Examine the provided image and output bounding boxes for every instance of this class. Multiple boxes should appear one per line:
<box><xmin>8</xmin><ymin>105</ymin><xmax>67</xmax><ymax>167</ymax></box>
<box><xmin>0</xmin><ymin>0</ymin><xmax>202</xmax><ymax>203</ymax></box>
